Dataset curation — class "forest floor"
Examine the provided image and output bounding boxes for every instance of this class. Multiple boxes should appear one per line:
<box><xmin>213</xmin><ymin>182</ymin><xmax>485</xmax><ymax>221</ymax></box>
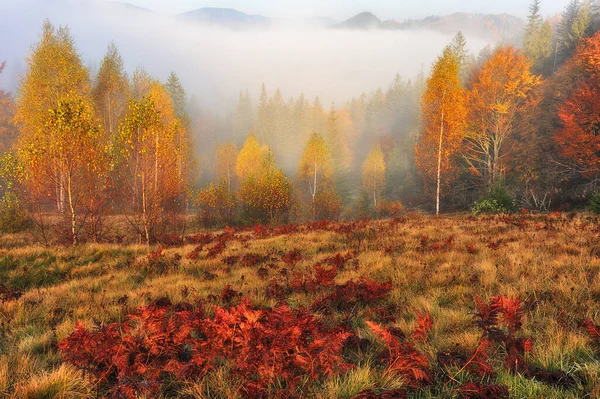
<box><xmin>1</xmin><ymin>213</ymin><xmax>600</xmax><ymax>398</ymax></box>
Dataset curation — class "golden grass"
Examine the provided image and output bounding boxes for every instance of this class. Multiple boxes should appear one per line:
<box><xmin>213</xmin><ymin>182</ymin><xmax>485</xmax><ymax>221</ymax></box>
<box><xmin>1</xmin><ymin>213</ymin><xmax>600</xmax><ymax>397</ymax></box>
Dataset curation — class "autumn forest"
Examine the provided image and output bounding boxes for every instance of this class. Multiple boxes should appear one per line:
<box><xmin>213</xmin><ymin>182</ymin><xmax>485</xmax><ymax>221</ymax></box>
<box><xmin>2</xmin><ymin>0</ymin><xmax>600</xmax><ymax>398</ymax></box>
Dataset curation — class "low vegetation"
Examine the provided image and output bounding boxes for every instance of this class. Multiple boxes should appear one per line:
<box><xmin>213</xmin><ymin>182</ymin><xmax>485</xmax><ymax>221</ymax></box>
<box><xmin>2</xmin><ymin>213</ymin><xmax>600</xmax><ymax>398</ymax></box>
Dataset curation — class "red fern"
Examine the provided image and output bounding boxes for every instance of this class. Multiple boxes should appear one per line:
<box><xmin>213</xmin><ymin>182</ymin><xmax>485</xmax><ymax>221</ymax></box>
<box><xmin>366</xmin><ymin>321</ymin><xmax>431</xmax><ymax>388</ymax></box>
<box><xmin>412</xmin><ymin>313</ymin><xmax>433</xmax><ymax>343</ymax></box>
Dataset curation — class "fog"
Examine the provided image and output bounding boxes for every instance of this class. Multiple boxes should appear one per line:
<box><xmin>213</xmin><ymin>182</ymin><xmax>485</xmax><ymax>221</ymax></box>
<box><xmin>0</xmin><ymin>0</ymin><xmax>490</xmax><ymax>111</ymax></box>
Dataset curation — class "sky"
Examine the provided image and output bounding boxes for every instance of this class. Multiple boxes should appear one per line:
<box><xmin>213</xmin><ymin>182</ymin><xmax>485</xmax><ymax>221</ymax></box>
<box><xmin>118</xmin><ymin>0</ymin><xmax>568</xmax><ymax>19</ymax></box>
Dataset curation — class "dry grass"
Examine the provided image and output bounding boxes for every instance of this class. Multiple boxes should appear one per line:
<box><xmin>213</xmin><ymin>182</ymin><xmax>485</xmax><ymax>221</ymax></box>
<box><xmin>1</xmin><ymin>213</ymin><xmax>600</xmax><ymax>397</ymax></box>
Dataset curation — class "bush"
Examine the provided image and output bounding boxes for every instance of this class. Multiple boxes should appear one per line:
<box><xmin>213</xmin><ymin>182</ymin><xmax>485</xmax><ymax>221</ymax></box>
<box><xmin>239</xmin><ymin>164</ymin><xmax>295</xmax><ymax>225</ymax></box>
<box><xmin>376</xmin><ymin>200</ymin><xmax>404</xmax><ymax>218</ymax></box>
<box><xmin>0</xmin><ymin>191</ymin><xmax>30</xmax><ymax>233</ymax></box>
<box><xmin>196</xmin><ymin>179</ymin><xmax>237</xmax><ymax>227</ymax></box>
<box><xmin>314</xmin><ymin>186</ymin><xmax>342</xmax><ymax>221</ymax></box>
<box><xmin>590</xmin><ymin>192</ymin><xmax>600</xmax><ymax>214</ymax></box>
<box><xmin>472</xmin><ymin>183</ymin><xmax>515</xmax><ymax>215</ymax></box>
<box><xmin>472</xmin><ymin>199</ymin><xmax>510</xmax><ymax>215</ymax></box>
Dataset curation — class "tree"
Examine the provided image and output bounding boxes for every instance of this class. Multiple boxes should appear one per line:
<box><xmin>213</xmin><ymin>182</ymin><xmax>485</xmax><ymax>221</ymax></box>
<box><xmin>362</xmin><ymin>145</ymin><xmax>386</xmax><ymax>208</ymax></box>
<box><xmin>555</xmin><ymin>0</ymin><xmax>592</xmax><ymax>68</ymax></box>
<box><xmin>164</xmin><ymin>71</ymin><xmax>193</xmax><ymax>200</ymax></box>
<box><xmin>236</xmin><ymin>133</ymin><xmax>267</xmax><ymax>182</ymax></box>
<box><xmin>451</xmin><ymin>31</ymin><xmax>469</xmax><ymax>81</ymax></box>
<box><xmin>165</xmin><ymin>72</ymin><xmax>187</xmax><ymax>119</ymax></box>
<box><xmin>255</xmin><ymin>84</ymin><xmax>271</xmax><ymax>146</ymax></box>
<box><xmin>216</xmin><ymin>142</ymin><xmax>239</xmax><ymax>190</ymax></box>
<box><xmin>523</xmin><ymin>0</ymin><xmax>553</xmax><ymax>74</ymax></box>
<box><xmin>239</xmin><ymin>153</ymin><xmax>295</xmax><ymax>225</ymax></box>
<box><xmin>555</xmin><ymin>31</ymin><xmax>600</xmax><ymax>179</ymax></box>
<box><xmin>14</xmin><ymin>20</ymin><xmax>91</xmax><ymax>213</ymax></box>
<box><xmin>298</xmin><ymin>132</ymin><xmax>333</xmax><ymax>219</ymax></box>
<box><xmin>416</xmin><ymin>46</ymin><xmax>466</xmax><ymax>215</ymax></box>
<box><xmin>465</xmin><ymin>46</ymin><xmax>539</xmax><ymax>190</ymax></box>
<box><xmin>326</xmin><ymin>104</ymin><xmax>354</xmax><ymax>204</ymax></box>
<box><xmin>44</xmin><ymin>98</ymin><xmax>106</xmax><ymax>245</ymax></box>
<box><xmin>117</xmin><ymin>82</ymin><xmax>185</xmax><ymax>244</ymax></box>
<box><xmin>0</xmin><ymin>62</ymin><xmax>17</xmax><ymax>155</ymax></box>
<box><xmin>232</xmin><ymin>90</ymin><xmax>254</xmax><ymax>138</ymax></box>
<box><xmin>92</xmin><ymin>42</ymin><xmax>129</xmax><ymax>138</ymax></box>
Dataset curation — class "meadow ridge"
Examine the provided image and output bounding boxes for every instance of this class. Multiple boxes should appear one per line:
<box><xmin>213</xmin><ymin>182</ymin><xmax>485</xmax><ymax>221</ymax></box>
<box><xmin>1</xmin><ymin>213</ymin><xmax>600</xmax><ymax>398</ymax></box>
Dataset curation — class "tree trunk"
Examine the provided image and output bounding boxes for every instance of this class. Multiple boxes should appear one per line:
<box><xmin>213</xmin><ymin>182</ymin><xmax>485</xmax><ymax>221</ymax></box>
<box><xmin>141</xmin><ymin>170</ymin><xmax>150</xmax><ymax>245</ymax></box>
<box><xmin>66</xmin><ymin>171</ymin><xmax>77</xmax><ymax>246</ymax></box>
<box><xmin>155</xmin><ymin>132</ymin><xmax>159</xmax><ymax>194</ymax></box>
<box><xmin>436</xmin><ymin>110</ymin><xmax>445</xmax><ymax>216</ymax></box>
<box><xmin>312</xmin><ymin>155</ymin><xmax>317</xmax><ymax>221</ymax></box>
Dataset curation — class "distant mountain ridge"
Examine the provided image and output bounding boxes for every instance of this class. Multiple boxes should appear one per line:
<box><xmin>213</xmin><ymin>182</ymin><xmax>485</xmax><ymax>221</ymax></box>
<box><xmin>180</xmin><ymin>7</ymin><xmax>271</xmax><ymax>28</ymax></box>
<box><xmin>334</xmin><ymin>12</ymin><xmax>381</xmax><ymax>30</ymax></box>
<box><xmin>177</xmin><ymin>7</ymin><xmax>524</xmax><ymax>42</ymax></box>
<box><xmin>333</xmin><ymin>11</ymin><xmax>525</xmax><ymax>42</ymax></box>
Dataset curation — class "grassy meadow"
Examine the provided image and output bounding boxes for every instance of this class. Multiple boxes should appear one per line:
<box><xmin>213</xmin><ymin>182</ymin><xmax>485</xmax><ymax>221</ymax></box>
<box><xmin>1</xmin><ymin>213</ymin><xmax>600</xmax><ymax>398</ymax></box>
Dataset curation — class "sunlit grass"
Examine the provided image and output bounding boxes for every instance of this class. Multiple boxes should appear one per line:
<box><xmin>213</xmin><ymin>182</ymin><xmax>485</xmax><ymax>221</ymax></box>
<box><xmin>1</xmin><ymin>213</ymin><xmax>600</xmax><ymax>397</ymax></box>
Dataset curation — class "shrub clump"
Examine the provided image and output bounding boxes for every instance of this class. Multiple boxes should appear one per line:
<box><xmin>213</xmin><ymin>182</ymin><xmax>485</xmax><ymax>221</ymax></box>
<box><xmin>0</xmin><ymin>190</ymin><xmax>31</xmax><ymax>233</ymax></box>
<box><xmin>472</xmin><ymin>183</ymin><xmax>515</xmax><ymax>215</ymax></box>
<box><xmin>589</xmin><ymin>192</ymin><xmax>600</xmax><ymax>214</ymax></box>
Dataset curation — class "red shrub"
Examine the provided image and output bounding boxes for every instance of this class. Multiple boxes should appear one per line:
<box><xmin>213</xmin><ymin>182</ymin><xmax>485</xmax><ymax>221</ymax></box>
<box><xmin>59</xmin><ymin>298</ymin><xmax>352</xmax><ymax>398</ymax></box>
<box><xmin>311</xmin><ymin>278</ymin><xmax>392</xmax><ymax>313</ymax></box>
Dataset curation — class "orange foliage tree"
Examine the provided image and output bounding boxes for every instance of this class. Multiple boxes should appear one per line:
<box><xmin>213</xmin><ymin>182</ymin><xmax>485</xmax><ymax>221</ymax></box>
<box><xmin>555</xmin><ymin>31</ymin><xmax>600</xmax><ymax>178</ymax></box>
<box><xmin>416</xmin><ymin>46</ymin><xmax>466</xmax><ymax>215</ymax></box>
<box><xmin>465</xmin><ymin>46</ymin><xmax>539</xmax><ymax>189</ymax></box>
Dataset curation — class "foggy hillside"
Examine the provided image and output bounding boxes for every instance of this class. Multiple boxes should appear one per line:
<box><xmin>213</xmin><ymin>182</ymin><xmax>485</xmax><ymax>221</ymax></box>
<box><xmin>0</xmin><ymin>0</ymin><xmax>493</xmax><ymax>111</ymax></box>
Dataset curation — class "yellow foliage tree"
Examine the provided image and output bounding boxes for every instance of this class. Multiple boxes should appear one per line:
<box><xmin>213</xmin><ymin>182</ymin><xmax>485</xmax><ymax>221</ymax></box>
<box><xmin>14</xmin><ymin>20</ymin><xmax>91</xmax><ymax>214</ymax></box>
<box><xmin>298</xmin><ymin>132</ymin><xmax>333</xmax><ymax>218</ymax></box>
<box><xmin>236</xmin><ymin>133</ymin><xmax>268</xmax><ymax>182</ymax></box>
<box><xmin>117</xmin><ymin>81</ymin><xmax>185</xmax><ymax>244</ymax></box>
<box><xmin>92</xmin><ymin>42</ymin><xmax>129</xmax><ymax>138</ymax></box>
<box><xmin>216</xmin><ymin>142</ymin><xmax>239</xmax><ymax>190</ymax></box>
<box><xmin>362</xmin><ymin>145</ymin><xmax>386</xmax><ymax>208</ymax></box>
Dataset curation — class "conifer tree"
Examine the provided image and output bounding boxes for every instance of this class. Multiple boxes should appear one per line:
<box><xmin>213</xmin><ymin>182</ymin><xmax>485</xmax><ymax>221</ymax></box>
<box><xmin>232</xmin><ymin>90</ymin><xmax>254</xmax><ymax>138</ymax></box>
<box><xmin>523</xmin><ymin>0</ymin><xmax>553</xmax><ymax>74</ymax></box>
